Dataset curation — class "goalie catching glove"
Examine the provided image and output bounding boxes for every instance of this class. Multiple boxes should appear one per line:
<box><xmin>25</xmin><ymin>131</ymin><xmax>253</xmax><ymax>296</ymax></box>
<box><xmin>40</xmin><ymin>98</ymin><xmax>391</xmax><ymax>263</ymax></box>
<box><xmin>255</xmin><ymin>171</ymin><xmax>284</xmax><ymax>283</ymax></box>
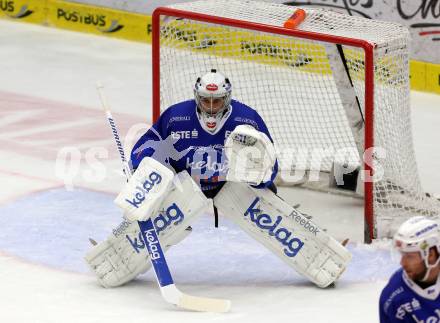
<box><xmin>225</xmin><ymin>124</ymin><xmax>276</xmax><ymax>186</ymax></box>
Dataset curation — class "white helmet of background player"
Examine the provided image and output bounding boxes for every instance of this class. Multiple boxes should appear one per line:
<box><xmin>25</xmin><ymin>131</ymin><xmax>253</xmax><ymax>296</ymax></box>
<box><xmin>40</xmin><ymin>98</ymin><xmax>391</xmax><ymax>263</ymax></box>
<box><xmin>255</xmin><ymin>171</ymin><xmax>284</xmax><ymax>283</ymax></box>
<box><xmin>394</xmin><ymin>216</ymin><xmax>440</xmax><ymax>281</ymax></box>
<box><xmin>194</xmin><ymin>69</ymin><xmax>232</xmax><ymax>132</ymax></box>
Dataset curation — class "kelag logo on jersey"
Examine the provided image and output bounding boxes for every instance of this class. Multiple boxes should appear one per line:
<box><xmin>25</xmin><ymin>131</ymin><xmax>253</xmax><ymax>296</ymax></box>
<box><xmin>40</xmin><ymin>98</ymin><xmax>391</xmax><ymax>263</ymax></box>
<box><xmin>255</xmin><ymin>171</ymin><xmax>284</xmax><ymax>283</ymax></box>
<box><xmin>244</xmin><ymin>197</ymin><xmax>304</xmax><ymax>257</ymax></box>
<box><xmin>126</xmin><ymin>203</ymin><xmax>185</xmax><ymax>254</ymax></box>
<box><xmin>124</xmin><ymin>171</ymin><xmax>162</xmax><ymax>208</ymax></box>
<box><xmin>186</xmin><ymin>148</ymin><xmax>228</xmax><ymax>179</ymax></box>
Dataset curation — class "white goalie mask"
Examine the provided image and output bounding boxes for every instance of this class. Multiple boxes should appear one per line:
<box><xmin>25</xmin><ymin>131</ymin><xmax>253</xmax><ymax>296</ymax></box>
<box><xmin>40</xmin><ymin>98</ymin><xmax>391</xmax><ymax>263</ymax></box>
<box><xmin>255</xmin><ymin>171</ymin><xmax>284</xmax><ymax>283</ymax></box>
<box><xmin>194</xmin><ymin>69</ymin><xmax>232</xmax><ymax>133</ymax></box>
<box><xmin>394</xmin><ymin>216</ymin><xmax>440</xmax><ymax>280</ymax></box>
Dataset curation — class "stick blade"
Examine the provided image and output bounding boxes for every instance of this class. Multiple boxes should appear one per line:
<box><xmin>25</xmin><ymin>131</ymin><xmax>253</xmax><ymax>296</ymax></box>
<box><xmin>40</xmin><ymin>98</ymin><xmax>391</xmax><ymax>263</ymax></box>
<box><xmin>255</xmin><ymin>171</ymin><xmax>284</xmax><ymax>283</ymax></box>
<box><xmin>179</xmin><ymin>294</ymin><xmax>231</xmax><ymax>313</ymax></box>
<box><xmin>161</xmin><ymin>282</ymin><xmax>230</xmax><ymax>313</ymax></box>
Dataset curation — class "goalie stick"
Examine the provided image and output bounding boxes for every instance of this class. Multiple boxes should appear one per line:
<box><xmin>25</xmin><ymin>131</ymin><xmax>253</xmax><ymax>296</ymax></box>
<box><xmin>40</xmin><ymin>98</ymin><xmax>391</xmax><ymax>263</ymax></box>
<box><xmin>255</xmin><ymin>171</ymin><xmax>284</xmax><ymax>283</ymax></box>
<box><xmin>96</xmin><ymin>82</ymin><xmax>231</xmax><ymax>313</ymax></box>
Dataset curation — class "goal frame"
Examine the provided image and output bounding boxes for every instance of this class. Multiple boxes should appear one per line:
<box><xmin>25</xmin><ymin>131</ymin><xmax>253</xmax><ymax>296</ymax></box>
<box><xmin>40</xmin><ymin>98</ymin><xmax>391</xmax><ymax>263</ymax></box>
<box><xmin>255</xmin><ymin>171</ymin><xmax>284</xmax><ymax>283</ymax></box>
<box><xmin>151</xmin><ymin>6</ymin><xmax>376</xmax><ymax>242</ymax></box>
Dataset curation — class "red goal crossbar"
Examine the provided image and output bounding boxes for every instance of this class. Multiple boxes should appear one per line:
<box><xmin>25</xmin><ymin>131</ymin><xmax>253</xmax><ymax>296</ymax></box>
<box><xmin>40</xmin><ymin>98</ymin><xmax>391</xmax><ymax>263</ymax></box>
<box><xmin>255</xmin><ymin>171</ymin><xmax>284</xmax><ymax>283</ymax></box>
<box><xmin>151</xmin><ymin>6</ymin><xmax>376</xmax><ymax>242</ymax></box>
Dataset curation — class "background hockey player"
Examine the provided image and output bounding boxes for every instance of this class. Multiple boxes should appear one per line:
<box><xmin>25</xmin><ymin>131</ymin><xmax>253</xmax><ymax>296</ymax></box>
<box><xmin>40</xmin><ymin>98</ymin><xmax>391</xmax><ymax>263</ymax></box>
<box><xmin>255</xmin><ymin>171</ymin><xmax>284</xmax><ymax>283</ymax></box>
<box><xmin>379</xmin><ymin>216</ymin><xmax>440</xmax><ymax>322</ymax></box>
<box><xmin>85</xmin><ymin>70</ymin><xmax>351</xmax><ymax>290</ymax></box>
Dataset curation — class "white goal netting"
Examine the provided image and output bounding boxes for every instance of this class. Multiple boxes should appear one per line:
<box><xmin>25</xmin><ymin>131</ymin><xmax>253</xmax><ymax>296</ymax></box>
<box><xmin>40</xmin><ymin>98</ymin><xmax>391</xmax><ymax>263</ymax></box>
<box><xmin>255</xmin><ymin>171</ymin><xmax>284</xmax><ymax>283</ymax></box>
<box><xmin>154</xmin><ymin>0</ymin><xmax>440</xmax><ymax>239</ymax></box>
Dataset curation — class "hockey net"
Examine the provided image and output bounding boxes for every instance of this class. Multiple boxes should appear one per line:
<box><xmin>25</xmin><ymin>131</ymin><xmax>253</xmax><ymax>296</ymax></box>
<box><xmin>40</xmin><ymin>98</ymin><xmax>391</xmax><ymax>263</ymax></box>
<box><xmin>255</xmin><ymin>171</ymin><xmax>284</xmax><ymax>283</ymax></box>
<box><xmin>151</xmin><ymin>0</ymin><xmax>440</xmax><ymax>241</ymax></box>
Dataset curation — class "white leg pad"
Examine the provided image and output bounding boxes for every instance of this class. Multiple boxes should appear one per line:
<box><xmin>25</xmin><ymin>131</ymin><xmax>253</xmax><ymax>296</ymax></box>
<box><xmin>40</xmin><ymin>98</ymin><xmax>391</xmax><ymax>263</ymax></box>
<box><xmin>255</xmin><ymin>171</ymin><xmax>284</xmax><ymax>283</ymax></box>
<box><xmin>214</xmin><ymin>182</ymin><xmax>352</xmax><ymax>288</ymax></box>
<box><xmin>85</xmin><ymin>171</ymin><xmax>210</xmax><ymax>288</ymax></box>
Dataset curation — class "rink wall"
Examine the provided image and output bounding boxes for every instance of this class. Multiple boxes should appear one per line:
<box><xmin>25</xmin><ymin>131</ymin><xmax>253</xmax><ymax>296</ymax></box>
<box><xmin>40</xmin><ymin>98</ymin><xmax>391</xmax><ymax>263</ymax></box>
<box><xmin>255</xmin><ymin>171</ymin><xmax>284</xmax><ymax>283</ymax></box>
<box><xmin>0</xmin><ymin>0</ymin><xmax>152</xmax><ymax>42</ymax></box>
<box><xmin>0</xmin><ymin>0</ymin><xmax>439</xmax><ymax>94</ymax></box>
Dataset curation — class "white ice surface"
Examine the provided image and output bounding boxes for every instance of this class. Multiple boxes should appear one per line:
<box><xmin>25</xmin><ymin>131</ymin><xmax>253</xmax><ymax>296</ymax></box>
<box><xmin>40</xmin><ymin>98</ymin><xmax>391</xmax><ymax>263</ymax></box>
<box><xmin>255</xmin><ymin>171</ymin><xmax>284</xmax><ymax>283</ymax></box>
<box><xmin>0</xmin><ymin>20</ymin><xmax>439</xmax><ymax>322</ymax></box>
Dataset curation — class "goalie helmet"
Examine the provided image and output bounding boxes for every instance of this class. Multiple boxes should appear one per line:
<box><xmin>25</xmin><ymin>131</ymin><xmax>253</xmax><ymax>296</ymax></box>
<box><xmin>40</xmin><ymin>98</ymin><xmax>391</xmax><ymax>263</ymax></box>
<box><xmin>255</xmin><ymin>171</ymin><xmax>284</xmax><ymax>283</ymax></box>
<box><xmin>194</xmin><ymin>69</ymin><xmax>232</xmax><ymax>133</ymax></box>
<box><xmin>394</xmin><ymin>216</ymin><xmax>440</xmax><ymax>270</ymax></box>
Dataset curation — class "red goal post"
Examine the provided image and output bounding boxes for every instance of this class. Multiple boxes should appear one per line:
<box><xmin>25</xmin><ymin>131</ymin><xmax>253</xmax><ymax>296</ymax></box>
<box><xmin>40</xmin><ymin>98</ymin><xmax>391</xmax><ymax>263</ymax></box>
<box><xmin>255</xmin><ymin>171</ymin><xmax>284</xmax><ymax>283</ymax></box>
<box><xmin>150</xmin><ymin>0</ymin><xmax>439</xmax><ymax>242</ymax></box>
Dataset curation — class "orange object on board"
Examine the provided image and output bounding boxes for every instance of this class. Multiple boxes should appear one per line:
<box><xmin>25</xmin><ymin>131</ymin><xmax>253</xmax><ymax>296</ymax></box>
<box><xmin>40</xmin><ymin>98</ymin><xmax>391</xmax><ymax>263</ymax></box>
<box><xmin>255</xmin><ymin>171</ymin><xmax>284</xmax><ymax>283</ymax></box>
<box><xmin>283</xmin><ymin>9</ymin><xmax>306</xmax><ymax>29</ymax></box>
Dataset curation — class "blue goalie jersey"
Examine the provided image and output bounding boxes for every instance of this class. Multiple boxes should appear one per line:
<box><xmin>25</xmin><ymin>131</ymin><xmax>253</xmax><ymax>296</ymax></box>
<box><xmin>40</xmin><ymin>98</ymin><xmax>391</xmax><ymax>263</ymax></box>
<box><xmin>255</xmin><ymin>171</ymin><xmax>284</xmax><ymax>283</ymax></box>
<box><xmin>130</xmin><ymin>99</ymin><xmax>278</xmax><ymax>192</ymax></box>
<box><xmin>379</xmin><ymin>268</ymin><xmax>440</xmax><ymax>323</ymax></box>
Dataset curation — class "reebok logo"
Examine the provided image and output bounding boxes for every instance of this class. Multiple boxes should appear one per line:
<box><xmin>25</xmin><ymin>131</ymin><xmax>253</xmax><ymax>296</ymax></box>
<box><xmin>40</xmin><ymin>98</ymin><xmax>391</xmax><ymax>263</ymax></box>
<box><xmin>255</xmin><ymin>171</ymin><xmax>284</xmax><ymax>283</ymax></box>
<box><xmin>291</xmin><ymin>210</ymin><xmax>320</xmax><ymax>236</ymax></box>
<box><xmin>113</xmin><ymin>219</ymin><xmax>131</xmax><ymax>237</ymax></box>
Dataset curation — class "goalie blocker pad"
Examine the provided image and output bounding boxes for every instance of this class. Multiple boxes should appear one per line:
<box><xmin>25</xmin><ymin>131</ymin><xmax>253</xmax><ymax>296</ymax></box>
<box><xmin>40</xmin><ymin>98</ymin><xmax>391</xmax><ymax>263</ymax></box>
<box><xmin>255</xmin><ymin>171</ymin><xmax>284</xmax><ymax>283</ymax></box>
<box><xmin>214</xmin><ymin>182</ymin><xmax>351</xmax><ymax>288</ymax></box>
<box><xmin>85</xmin><ymin>171</ymin><xmax>210</xmax><ymax>288</ymax></box>
<box><xmin>114</xmin><ymin>157</ymin><xmax>175</xmax><ymax>222</ymax></box>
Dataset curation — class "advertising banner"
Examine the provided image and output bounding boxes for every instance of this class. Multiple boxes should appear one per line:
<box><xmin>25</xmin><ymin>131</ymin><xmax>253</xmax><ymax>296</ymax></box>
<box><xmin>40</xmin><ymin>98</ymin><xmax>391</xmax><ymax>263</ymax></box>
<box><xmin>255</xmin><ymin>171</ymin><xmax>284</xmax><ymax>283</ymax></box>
<box><xmin>0</xmin><ymin>0</ymin><xmax>46</xmax><ymax>23</ymax></box>
<box><xmin>282</xmin><ymin>1</ymin><xmax>440</xmax><ymax>64</ymax></box>
<box><xmin>66</xmin><ymin>0</ymin><xmax>440</xmax><ymax>64</ymax></box>
<box><xmin>1</xmin><ymin>0</ymin><xmax>438</xmax><ymax>93</ymax></box>
<box><xmin>0</xmin><ymin>0</ymin><xmax>152</xmax><ymax>42</ymax></box>
<box><xmin>46</xmin><ymin>0</ymin><xmax>151</xmax><ymax>42</ymax></box>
